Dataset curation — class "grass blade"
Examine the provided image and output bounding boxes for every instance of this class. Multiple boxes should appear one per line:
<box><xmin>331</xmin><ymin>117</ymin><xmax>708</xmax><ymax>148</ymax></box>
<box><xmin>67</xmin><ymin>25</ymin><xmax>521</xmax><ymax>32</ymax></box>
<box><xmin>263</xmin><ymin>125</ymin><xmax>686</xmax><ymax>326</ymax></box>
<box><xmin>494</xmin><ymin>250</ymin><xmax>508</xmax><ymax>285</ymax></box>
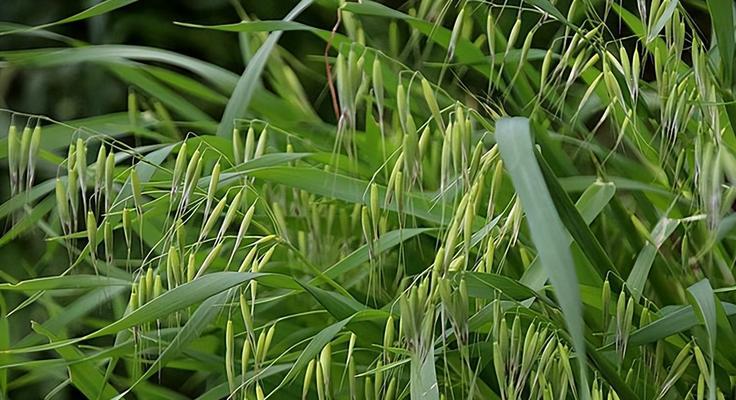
<box><xmin>496</xmin><ymin>117</ymin><xmax>589</xmax><ymax>400</ymax></box>
<box><xmin>216</xmin><ymin>0</ymin><xmax>313</xmax><ymax>137</ymax></box>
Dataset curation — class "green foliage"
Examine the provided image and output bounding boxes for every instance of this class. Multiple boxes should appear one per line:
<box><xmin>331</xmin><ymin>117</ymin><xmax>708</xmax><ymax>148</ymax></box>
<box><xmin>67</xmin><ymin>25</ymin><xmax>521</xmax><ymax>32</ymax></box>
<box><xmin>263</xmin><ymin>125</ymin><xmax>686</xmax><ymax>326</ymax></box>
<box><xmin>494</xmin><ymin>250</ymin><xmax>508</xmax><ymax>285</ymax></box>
<box><xmin>2</xmin><ymin>0</ymin><xmax>736</xmax><ymax>399</ymax></box>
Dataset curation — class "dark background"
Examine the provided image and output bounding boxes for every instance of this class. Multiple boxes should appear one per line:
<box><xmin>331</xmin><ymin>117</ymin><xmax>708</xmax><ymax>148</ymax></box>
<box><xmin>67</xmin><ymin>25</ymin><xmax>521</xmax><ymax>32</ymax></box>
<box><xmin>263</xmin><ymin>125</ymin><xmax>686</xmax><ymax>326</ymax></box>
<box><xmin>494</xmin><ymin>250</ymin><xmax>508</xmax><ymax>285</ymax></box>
<box><xmin>0</xmin><ymin>0</ymin><xmax>349</xmax><ymax>122</ymax></box>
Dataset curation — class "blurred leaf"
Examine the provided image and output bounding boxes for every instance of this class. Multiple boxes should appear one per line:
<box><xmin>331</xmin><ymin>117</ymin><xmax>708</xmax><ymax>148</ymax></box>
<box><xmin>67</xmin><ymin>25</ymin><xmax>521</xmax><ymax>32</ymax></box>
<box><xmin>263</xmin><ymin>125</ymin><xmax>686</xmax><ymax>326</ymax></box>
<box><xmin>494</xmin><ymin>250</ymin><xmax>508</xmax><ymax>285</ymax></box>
<box><xmin>707</xmin><ymin>0</ymin><xmax>735</xmax><ymax>85</ymax></box>
<box><xmin>0</xmin><ymin>275</ymin><xmax>130</xmax><ymax>291</ymax></box>
<box><xmin>216</xmin><ymin>0</ymin><xmax>314</xmax><ymax>137</ymax></box>
<box><xmin>0</xmin><ymin>0</ymin><xmax>137</xmax><ymax>37</ymax></box>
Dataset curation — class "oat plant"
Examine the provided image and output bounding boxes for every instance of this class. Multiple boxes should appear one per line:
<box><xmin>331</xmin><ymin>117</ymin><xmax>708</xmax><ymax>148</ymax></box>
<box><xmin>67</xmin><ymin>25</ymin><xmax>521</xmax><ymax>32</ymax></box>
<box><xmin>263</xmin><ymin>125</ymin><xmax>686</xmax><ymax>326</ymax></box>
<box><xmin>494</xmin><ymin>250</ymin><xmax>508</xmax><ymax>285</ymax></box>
<box><xmin>1</xmin><ymin>0</ymin><xmax>736</xmax><ymax>399</ymax></box>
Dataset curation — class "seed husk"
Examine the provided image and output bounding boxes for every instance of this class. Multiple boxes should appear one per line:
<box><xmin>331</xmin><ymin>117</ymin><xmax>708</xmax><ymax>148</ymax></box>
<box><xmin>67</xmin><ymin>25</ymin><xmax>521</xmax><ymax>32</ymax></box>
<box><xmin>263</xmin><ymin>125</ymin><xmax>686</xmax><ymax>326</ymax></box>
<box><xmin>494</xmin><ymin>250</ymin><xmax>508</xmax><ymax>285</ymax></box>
<box><xmin>128</xmin><ymin>90</ymin><xmax>138</xmax><ymax>127</ymax></box>
<box><xmin>385</xmin><ymin>377</ymin><xmax>397</xmax><ymax>400</ymax></box>
<box><xmin>86</xmin><ymin>211</ymin><xmax>97</xmax><ymax>260</ymax></box>
<box><xmin>7</xmin><ymin>122</ymin><xmax>18</xmax><ymax>191</ymax></box>
<box><xmin>493</xmin><ymin>340</ymin><xmax>506</xmax><ymax>392</ymax></box>
<box><xmin>167</xmin><ymin>246</ymin><xmax>181</xmax><ymax>287</ymax></box>
<box><xmin>238</xmin><ymin>245</ymin><xmax>259</xmax><ymax>273</ymax></box>
<box><xmin>75</xmin><ymin>138</ymin><xmax>87</xmax><ymax>198</ymax></box>
<box><xmin>255</xmin><ymin>245</ymin><xmax>276</xmax><ymax>271</ymax></box>
<box><xmin>94</xmin><ymin>145</ymin><xmax>106</xmax><ymax>197</ymax></box>
<box><xmin>183</xmin><ymin>148</ymin><xmax>202</xmax><ymax>204</ymax></box>
<box><xmin>361</xmin><ymin>205</ymin><xmax>372</xmax><ymax>245</ymax></box>
<box><xmin>122</xmin><ymin>207</ymin><xmax>133</xmax><ymax>248</ymax></box>
<box><xmin>383</xmin><ymin>316</ymin><xmax>394</xmax><ymax>355</ymax></box>
<box><xmin>448</xmin><ymin>7</ymin><xmax>465</xmax><ymax>59</ymax></box>
<box><xmin>104</xmin><ymin>220</ymin><xmax>113</xmax><ymax>264</ymax></box>
<box><xmin>130</xmin><ymin>169</ymin><xmax>143</xmax><ymax>213</ymax></box>
<box><xmin>128</xmin><ymin>286</ymin><xmax>138</xmax><ymax>312</ymax></box>
<box><xmin>255</xmin><ymin>329</ymin><xmax>266</xmax><ymax>367</ymax></box>
<box><xmin>239</xmin><ymin>292</ymin><xmax>255</xmax><ymax>338</ymax></box>
<box><xmin>171</xmin><ymin>141</ymin><xmax>187</xmax><ymax>196</ymax></box>
<box><xmin>55</xmin><ymin>178</ymin><xmax>70</xmax><ymax>231</ymax></box>
<box><xmin>540</xmin><ymin>49</ymin><xmax>554</xmax><ymax>91</ymax></box>
<box><xmin>232</xmin><ymin>128</ymin><xmax>243</xmax><ymax>165</ymax></box>
<box><xmin>319</xmin><ymin>343</ymin><xmax>332</xmax><ymax>395</ymax></box>
<box><xmin>241</xmin><ymin>338</ymin><xmax>252</xmax><ymax>385</ymax></box>
<box><xmin>186</xmin><ymin>253</ymin><xmax>196</xmax><ymax>282</ymax></box>
<box><xmin>19</xmin><ymin>126</ymin><xmax>33</xmax><ymax>188</ymax></box>
<box><xmin>27</xmin><ymin>123</ymin><xmax>41</xmax><ymax>188</ymax></box>
<box><xmin>229</xmin><ymin>200</ymin><xmax>256</xmax><ymax>266</ymax></box>
<box><xmin>199</xmin><ymin>196</ymin><xmax>227</xmax><ymax>242</ymax></box>
<box><xmin>303</xmin><ymin>359</ymin><xmax>316</xmax><ymax>400</ymax></box>
<box><xmin>372</xmin><ymin>58</ymin><xmax>384</xmax><ymax>114</ymax></box>
<box><xmin>421</xmin><ymin>77</ymin><xmax>444</xmax><ymax>130</ymax></box>
<box><xmin>145</xmin><ymin>267</ymin><xmax>154</xmax><ymax>298</ymax></box>
<box><xmin>217</xmin><ymin>188</ymin><xmax>244</xmax><ymax>242</ymax></box>
<box><xmin>374</xmin><ymin>359</ymin><xmax>383</xmax><ymax>397</ymax></box>
<box><xmin>244</xmin><ymin>127</ymin><xmax>255</xmax><ymax>162</ymax></box>
<box><xmin>137</xmin><ymin>273</ymin><xmax>147</xmax><ymax>306</ymax></box>
<box><xmin>225</xmin><ymin>319</ymin><xmax>235</xmax><ymax>392</ymax></box>
<box><xmin>105</xmin><ymin>151</ymin><xmax>115</xmax><ymax>209</ymax></box>
<box><xmin>194</xmin><ymin>242</ymin><xmax>223</xmax><ymax>278</ymax></box>
<box><xmin>153</xmin><ymin>275</ymin><xmax>162</xmax><ymax>298</ymax></box>
<box><xmin>364</xmin><ymin>375</ymin><xmax>374</xmax><ymax>400</ymax></box>
<box><xmin>316</xmin><ymin>360</ymin><xmax>325</xmax><ymax>400</ymax></box>
<box><xmin>254</xmin><ymin>126</ymin><xmax>269</xmax><ymax>158</ymax></box>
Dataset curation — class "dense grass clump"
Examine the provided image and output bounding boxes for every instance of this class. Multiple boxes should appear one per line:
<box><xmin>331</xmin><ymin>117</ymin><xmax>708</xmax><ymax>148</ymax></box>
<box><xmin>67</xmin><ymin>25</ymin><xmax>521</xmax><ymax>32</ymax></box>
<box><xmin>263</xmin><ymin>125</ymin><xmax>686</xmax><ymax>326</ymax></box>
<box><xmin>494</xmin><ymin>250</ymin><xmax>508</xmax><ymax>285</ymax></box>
<box><xmin>2</xmin><ymin>0</ymin><xmax>736</xmax><ymax>399</ymax></box>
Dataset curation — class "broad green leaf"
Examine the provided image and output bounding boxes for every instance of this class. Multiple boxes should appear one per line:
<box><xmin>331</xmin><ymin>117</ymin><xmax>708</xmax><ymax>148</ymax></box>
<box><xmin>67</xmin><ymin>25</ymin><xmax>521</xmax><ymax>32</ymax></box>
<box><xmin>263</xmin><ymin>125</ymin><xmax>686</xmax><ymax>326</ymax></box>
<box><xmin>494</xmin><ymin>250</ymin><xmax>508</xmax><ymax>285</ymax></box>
<box><xmin>3</xmin><ymin>272</ymin><xmax>259</xmax><ymax>355</ymax></box>
<box><xmin>144</xmin><ymin>65</ymin><xmax>228</xmax><ymax>105</ymax></box>
<box><xmin>628</xmin><ymin>303</ymin><xmax>736</xmax><ymax>346</ymax></box>
<box><xmin>559</xmin><ymin>175</ymin><xmax>673</xmax><ymax>196</ymax></box>
<box><xmin>687</xmin><ymin>279</ymin><xmax>717</xmax><ymax>400</ymax></box>
<box><xmin>90</xmin><ymin>272</ymin><xmax>257</xmax><ymax>338</ymax></box>
<box><xmin>16</xmin><ymin>286</ymin><xmax>127</xmax><ymax>348</ymax></box>
<box><xmin>521</xmin><ymin>181</ymin><xmax>615</xmax><ymax>290</ymax></box>
<box><xmin>213</xmin><ymin>153</ymin><xmax>312</xmax><ymax>185</ymax></box>
<box><xmin>707</xmin><ymin>0</ymin><xmax>735</xmax><ymax>85</ymax></box>
<box><xmin>0</xmin><ymin>177</ymin><xmax>62</xmax><ymax>220</ymax></box>
<box><xmin>496</xmin><ymin>117</ymin><xmax>589</xmax><ymax>400</ymax></box>
<box><xmin>523</xmin><ymin>0</ymin><xmax>567</xmax><ymax>22</ymax></box>
<box><xmin>462</xmin><ymin>272</ymin><xmax>543</xmax><ymax>302</ymax></box>
<box><xmin>301</xmin><ymin>284</ymin><xmax>367</xmax><ymax>320</ymax></box>
<box><xmin>113</xmin><ymin>291</ymin><xmax>231</xmax><ymax>400</ymax></box>
<box><xmin>32</xmin><ymin>323</ymin><xmax>120</xmax><ymax>399</ymax></box>
<box><xmin>341</xmin><ymin>1</ymin><xmax>406</xmax><ymax>19</ymax></box>
<box><xmin>647</xmin><ymin>0</ymin><xmax>680</xmax><ymax>43</ymax></box>
<box><xmin>0</xmin><ymin>195</ymin><xmax>55</xmax><ymax>247</ymax></box>
<box><xmin>536</xmin><ymin>150</ymin><xmax>618</xmax><ymax>280</ymax></box>
<box><xmin>626</xmin><ymin>217</ymin><xmax>679</xmax><ymax>301</ymax></box>
<box><xmin>317</xmin><ymin>228</ymin><xmax>433</xmax><ymax>282</ymax></box>
<box><xmin>279</xmin><ymin>317</ymin><xmax>351</xmax><ymax>386</ymax></box>
<box><xmin>411</xmin><ymin>346</ymin><xmax>439</xmax><ymax>400</ymax></box>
